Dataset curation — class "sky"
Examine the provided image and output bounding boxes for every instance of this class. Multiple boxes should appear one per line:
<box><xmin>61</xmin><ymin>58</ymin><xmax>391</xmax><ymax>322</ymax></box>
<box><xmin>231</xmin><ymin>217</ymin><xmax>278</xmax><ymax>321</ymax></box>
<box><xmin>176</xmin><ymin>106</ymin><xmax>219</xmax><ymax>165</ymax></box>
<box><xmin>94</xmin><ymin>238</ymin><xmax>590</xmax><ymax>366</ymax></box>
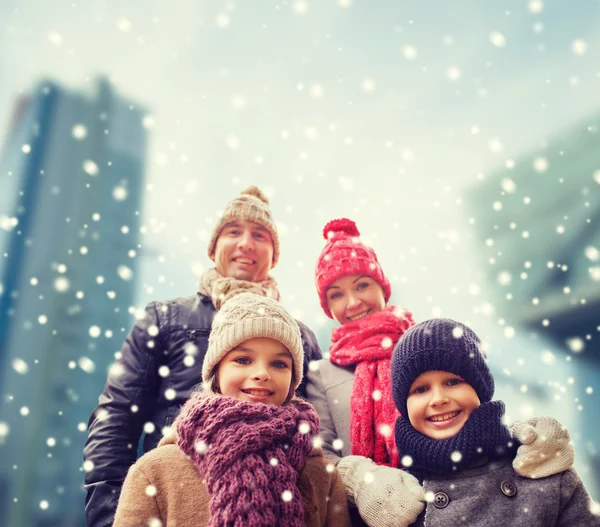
<box><xmin>1</xmin><ymin>0</ymin><xmax>600</xmax><ymax>494</ymax></box>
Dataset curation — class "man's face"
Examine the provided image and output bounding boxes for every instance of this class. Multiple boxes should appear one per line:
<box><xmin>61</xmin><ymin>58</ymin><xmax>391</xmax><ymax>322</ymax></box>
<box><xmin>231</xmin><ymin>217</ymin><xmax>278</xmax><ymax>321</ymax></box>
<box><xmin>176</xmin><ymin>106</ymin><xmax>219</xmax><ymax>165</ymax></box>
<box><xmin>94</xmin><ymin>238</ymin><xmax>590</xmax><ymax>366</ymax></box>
<box><xmin>211</xmin><ymin>220</ymin><xmax>274</xmax><ymax>282</ymax></box>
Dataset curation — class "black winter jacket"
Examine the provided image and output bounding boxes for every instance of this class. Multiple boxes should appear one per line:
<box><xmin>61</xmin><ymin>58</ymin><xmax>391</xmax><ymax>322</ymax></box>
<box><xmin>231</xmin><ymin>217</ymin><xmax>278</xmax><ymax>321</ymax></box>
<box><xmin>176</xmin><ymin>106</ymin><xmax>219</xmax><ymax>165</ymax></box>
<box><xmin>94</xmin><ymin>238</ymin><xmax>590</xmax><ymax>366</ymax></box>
<box><xmin>83</xmin><ymin>293</ymin><xmax>322</xmax><ymax>527</ymax></box>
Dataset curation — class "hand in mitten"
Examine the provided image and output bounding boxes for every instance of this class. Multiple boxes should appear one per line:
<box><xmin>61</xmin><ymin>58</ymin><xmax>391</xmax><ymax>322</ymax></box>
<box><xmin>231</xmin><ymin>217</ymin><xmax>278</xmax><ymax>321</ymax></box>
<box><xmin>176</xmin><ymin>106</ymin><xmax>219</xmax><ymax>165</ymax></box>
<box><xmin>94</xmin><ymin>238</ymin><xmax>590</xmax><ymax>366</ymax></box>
<box><xmin>336</xmin><ymin>455</ymin><xmax>424</xmax><ymax>527</ymax></box>
<box><xmin>510</xmin><ymin>416</ymin><xmax>574</xmax><ymax>478</ymax></box>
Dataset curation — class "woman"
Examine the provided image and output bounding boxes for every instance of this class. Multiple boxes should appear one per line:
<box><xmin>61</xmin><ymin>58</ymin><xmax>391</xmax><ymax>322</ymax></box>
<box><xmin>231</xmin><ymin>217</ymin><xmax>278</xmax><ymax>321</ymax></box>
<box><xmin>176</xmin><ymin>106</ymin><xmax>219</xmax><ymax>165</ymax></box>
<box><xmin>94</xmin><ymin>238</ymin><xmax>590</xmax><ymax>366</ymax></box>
<box><xmin>307</xmin><ymin>218</ymin><xmax>575</xmax><ymax>527</ymax></box>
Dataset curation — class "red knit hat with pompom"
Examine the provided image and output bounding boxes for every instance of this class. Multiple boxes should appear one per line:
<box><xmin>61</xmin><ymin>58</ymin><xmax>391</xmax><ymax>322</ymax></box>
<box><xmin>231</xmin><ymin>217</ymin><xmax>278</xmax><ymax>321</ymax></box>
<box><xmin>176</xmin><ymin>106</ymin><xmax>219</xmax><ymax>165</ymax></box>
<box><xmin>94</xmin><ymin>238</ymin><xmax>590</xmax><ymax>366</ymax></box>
<box><xmin>314</xmin><ymin>218</ymin><xmax>391</xmax><ymax>318</ymax></box>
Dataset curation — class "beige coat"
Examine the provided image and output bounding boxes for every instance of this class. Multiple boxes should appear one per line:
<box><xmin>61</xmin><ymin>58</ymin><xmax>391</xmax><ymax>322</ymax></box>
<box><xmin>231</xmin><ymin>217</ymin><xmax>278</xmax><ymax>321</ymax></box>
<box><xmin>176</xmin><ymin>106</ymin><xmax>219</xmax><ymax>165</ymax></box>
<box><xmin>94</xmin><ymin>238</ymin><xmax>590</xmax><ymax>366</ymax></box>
<box><xmin>113</xmin><ymin>433</ymin><xmax>351</xmax><ymax>527</ymax></box>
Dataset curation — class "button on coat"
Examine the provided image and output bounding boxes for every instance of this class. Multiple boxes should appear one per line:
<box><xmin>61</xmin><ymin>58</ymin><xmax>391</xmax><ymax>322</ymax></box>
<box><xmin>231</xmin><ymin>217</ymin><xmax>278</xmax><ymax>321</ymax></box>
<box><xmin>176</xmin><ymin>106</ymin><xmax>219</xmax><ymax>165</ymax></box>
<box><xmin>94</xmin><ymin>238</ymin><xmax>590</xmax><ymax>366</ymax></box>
<box><xmin>500</xmin><ymin>479</ymin><xmax>517</xmax><ymax>497</ymax></box>
<box><xmin>433</xmin><ymin>491</ymin><xmax>450</xmax><ymax>509</ymax></box>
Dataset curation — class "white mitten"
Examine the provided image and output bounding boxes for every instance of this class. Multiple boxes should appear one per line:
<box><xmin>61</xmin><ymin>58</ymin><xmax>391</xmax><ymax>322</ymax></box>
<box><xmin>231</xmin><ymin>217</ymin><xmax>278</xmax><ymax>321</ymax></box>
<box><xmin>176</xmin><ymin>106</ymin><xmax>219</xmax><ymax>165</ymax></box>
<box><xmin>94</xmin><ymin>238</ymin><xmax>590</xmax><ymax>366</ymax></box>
<box><xmin>336</xmin><ymin>455</ymin><xmax>424</xmax><ymax>527</ymax></box>
<box><xmin>510</xmin><ymin>416</ymin><xmax>574</xmax><ymax>478</ymax></box>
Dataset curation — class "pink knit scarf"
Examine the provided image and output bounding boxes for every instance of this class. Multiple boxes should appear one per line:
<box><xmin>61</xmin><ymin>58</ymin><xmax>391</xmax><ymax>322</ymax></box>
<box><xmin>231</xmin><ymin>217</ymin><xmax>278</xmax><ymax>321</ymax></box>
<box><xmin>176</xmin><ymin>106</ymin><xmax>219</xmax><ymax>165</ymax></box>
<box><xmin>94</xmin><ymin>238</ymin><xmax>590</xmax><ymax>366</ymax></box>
<box><xmin>176</xmin><ymin>394</ymin><xmax>319</xmax><ymax>527</ymax></box>
<box><xmin>329</xmin><ymin>306</ymin><xmax>414</xmax><ymax>467</ymax></box>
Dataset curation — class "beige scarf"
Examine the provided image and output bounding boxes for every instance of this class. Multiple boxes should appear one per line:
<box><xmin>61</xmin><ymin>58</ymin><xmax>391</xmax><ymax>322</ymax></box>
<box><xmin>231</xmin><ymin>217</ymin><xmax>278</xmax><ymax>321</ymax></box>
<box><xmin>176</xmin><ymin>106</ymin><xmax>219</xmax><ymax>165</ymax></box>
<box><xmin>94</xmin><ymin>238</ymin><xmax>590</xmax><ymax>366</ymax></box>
<box><xmin>198</xmin><ymin>268</ymin><xmax>281</xmax><ymax>310</ymax></box>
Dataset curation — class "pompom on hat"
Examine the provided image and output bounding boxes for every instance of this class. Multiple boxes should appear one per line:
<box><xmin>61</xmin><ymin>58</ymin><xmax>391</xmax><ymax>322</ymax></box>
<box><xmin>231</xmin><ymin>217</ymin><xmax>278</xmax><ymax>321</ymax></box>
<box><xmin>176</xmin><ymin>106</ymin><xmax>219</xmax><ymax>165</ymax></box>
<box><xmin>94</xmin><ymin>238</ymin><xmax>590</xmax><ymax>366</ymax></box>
<box><xmin>207</xmin><ymin>186</ymin><xmax>280</xmax><ymax>268</ymax></box>
<box><xmin>391</xmin><ymin>318</ymin><xmax>495</xmax><ymax>417</ymax></box>
<box><xmin>314</xmin><ymin>218</ymin><xmax>391</xmax><ymax>318</ymax></box>
<box><xmin>202</xmin><ymin>292</ymin><xmax>304</xmax><ymax>392</ymax></box>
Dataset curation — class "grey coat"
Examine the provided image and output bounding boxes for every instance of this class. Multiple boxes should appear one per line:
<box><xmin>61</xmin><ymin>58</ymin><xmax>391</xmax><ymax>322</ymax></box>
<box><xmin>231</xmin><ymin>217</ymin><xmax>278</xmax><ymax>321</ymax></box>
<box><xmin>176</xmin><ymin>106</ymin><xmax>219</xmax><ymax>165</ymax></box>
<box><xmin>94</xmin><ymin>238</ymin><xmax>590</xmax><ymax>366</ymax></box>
<box><xmin>412</xmin><ymin>457</ymin><xmax>599</xmax><ymax>526</ymax></box>
<box><xmin>306</xmin><ymin>359</ymin><xmax>356</xmax><ymax>464</ymax></box>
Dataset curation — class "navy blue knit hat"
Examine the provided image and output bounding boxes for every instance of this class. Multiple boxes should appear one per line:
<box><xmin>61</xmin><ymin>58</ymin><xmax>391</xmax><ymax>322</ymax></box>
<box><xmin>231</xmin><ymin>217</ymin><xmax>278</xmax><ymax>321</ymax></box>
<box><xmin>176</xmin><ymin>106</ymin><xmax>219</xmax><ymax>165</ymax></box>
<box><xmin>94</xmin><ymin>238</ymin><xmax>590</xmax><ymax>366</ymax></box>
<box><xmin>391</xmin><ymin>318</ymin><xmax>494</xmax><ymax>417</ymax></box>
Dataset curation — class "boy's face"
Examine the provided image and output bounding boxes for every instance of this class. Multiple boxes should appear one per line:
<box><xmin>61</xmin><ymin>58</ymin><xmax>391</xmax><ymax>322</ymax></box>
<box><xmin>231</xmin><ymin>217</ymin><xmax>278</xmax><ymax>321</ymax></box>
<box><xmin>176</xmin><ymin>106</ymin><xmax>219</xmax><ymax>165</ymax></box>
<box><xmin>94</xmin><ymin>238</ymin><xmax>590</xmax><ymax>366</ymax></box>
<box><xmin>407</xmin><ymin>370</ymin><xmax>481</xmax><ymax>440</ymax></box>
<box><xmin>215</xmin><ymin>337</ymin><xmax>293</xmax><ymax>406</ymax></box>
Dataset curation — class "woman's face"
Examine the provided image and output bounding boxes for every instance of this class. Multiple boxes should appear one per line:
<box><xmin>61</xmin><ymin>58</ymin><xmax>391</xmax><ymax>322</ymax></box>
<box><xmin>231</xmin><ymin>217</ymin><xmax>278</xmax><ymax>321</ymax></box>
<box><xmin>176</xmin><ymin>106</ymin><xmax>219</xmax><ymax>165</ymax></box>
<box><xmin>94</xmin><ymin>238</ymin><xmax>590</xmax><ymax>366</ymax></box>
<box><xmin>215</xmin><ymin>337</ymin><xmax>294</xmax><ymax>406</ymax></box>
<box><xmin>325</xmin><ymin>274</ymin><xmax>386</xmax><ymax>325</ymax></box>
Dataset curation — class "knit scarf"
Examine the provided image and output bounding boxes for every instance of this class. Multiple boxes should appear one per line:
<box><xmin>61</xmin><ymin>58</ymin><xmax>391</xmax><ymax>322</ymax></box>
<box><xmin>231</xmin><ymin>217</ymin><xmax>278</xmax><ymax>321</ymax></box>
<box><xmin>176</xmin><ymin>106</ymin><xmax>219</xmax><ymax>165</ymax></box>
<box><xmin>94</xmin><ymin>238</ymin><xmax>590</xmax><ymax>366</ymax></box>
<box><xmin>394</xmin><ymin>400</ymin><xmax>517</xmax><ymax>479</ymax></box>
<box><xmin>176</xmin><ymin>393</ymin><xmax>319</xmax><ymax>527</ymax></box>
<box><xmin>329</xmin><ymin>306</ymin><xmax>414</xmax><ymax>467</ymax></box>
<box><xmin>198</xmin><ymin>267</ymin><xmax>281</xmax><ymax>310</ymax></box>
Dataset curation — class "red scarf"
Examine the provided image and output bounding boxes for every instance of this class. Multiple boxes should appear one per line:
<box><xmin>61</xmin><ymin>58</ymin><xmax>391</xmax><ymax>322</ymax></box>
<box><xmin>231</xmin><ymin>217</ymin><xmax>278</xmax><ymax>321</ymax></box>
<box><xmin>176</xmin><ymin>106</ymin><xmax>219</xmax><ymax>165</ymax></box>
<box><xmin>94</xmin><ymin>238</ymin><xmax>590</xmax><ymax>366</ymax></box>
<box><xmin>329</xmin><ymin>306</ymin><xmax>414</xmax><ymax>467</ymax></box>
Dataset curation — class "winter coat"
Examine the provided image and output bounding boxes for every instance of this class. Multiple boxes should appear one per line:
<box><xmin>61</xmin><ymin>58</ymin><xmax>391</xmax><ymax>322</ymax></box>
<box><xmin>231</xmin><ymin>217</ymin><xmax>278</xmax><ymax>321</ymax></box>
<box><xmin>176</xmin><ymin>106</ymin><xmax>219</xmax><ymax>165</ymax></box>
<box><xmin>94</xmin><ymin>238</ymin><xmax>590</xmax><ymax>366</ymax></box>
<box><xmin>306</xmin><ymin>360</ymin><xmax>355</xmax><ymax>464</ymax></box>
<box><xmin>411</xmin><ymin>456</ymin><xmax>599</xmax><ymax>526</ymax></box>
<box><xmin>113</xmin><ymin>433</ymin><xmax>351</xmax><ymax>527</ymax></box>
<box><xmin>83</xmin><ymin>293</ymin><xmax>322</xmax><ymax>527</ymax></box>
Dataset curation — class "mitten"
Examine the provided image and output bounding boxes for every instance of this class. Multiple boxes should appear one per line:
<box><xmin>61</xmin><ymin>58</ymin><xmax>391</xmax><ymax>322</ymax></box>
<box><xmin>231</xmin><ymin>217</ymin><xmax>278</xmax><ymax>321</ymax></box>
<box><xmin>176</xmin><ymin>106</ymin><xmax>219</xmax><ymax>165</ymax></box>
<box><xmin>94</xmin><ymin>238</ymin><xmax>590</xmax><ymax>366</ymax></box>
<box><xmin>510</xmin><ymin>416</ymin><xmax>574</xmax><ymax>478</ymax></box>
<box><xmin>336</xmin><ymin>455</ymin><xmax>424</xmax><ymax>527</ymax></box>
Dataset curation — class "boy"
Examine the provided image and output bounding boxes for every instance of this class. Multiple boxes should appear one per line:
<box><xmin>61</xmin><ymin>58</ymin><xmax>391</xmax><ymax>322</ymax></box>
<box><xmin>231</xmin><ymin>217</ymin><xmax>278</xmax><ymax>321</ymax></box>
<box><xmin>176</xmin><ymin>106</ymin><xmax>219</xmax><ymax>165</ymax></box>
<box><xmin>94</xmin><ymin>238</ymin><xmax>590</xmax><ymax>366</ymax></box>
<box><xmin>391</xmin><ymin>318</ymin><xmax>600</xmax><ymax>526</ymax></box>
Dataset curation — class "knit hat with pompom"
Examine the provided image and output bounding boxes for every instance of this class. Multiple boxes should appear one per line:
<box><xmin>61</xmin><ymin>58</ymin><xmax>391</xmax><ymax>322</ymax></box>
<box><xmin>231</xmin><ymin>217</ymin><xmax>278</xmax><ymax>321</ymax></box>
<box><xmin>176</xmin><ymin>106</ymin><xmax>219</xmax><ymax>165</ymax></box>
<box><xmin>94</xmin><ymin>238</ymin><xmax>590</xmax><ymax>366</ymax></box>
<box><xmin>314</xmin><ymin>218</ymin><xmax>391</xmax><ymax>318</ymax></box>
<box><xmin>208</xmin><ymin>186</ymin><xmax>280</xmax><ymax>267</ymax></box>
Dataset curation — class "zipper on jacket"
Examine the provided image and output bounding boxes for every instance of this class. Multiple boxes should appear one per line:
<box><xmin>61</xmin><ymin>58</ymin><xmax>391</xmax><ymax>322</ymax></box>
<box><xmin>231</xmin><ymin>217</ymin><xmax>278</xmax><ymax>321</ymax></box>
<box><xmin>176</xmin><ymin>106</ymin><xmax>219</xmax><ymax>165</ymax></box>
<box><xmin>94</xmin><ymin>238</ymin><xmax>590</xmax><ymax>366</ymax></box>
<box><xmin>186</xmin><ymin>329</ymin><xmax>210</xmax><ymax>339</ymax></box>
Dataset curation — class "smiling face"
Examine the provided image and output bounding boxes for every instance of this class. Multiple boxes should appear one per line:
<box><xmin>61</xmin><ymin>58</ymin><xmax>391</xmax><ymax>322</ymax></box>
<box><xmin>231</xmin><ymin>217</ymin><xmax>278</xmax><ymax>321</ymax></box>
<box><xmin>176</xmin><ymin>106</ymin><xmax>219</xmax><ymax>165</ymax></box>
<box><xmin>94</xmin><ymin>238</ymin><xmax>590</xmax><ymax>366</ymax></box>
<box><xmin>215</xmin><ymin>337</ymin><xmax>294</xmax><ymax>406</ymax></box>
<box><xmin>211</xmin><ymin>220</ymin><xmax>274</xmax><ymax>282</ymax></box>
<box><xmin>325</xmin><ymin>274</ymin><xmax>386</xmax><ymax>325</ymax></box>
<box><xmin>407</xmin><ymin>370</ymin><xmax>481</xmax><ymax>440</ymax></box>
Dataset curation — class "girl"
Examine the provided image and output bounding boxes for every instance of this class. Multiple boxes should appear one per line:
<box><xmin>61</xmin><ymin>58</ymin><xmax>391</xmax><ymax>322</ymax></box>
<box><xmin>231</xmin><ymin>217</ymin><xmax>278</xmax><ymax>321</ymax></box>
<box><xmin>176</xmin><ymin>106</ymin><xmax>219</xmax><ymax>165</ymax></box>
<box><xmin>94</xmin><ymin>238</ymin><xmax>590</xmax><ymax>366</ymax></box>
<box><xmin>307</xmin><ymin>218</ymin><xmax>575</xmax><ymax>526</ymax></box>
<box><xmin>113</xmin><ymin>292</ymin><xmax>350</xmax><ymax>527</ymax></box>
<box><xmin>391</xmin><ymin>318</ymin><xmax>598</xmax><ymax>526</ymax></box>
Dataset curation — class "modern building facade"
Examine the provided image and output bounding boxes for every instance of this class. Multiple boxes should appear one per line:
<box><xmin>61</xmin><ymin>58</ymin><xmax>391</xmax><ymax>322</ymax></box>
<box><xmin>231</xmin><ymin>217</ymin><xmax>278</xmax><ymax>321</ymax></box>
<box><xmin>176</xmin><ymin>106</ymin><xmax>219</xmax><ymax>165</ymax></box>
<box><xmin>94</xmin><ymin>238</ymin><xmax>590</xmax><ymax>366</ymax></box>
<box><xmin>468</xmin><ymin>112</ymin><xmax>600</xmax><ymax>497</ymax></box>
<box><xmin>0</xmin><ymin>78</ymin><xmax>147</xmax><ymax>526</ymax></box>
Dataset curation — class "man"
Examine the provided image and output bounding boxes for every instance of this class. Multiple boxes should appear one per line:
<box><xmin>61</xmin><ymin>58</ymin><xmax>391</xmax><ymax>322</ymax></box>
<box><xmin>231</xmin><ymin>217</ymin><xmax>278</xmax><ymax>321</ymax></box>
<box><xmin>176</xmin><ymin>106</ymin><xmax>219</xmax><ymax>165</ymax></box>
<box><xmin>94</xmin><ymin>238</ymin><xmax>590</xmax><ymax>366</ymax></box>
<box><xmin>83</xmin><ymin>186</ymin><xmax>322</xmax><ymax>527</ymax></box>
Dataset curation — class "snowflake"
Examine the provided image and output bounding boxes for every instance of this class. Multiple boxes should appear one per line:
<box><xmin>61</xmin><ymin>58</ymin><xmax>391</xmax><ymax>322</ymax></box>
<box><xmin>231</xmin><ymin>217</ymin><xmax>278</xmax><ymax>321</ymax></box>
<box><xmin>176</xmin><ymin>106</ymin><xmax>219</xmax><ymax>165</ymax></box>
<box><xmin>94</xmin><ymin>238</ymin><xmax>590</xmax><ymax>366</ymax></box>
<box><xmin>566</xmin><ymin>337</ymin><xmax>584</xmax><ymax>353</ymax></box>
<box><xmin>489</xmin><ymin>31</ymin><xmax>506</xmax><ymax>48</ymax></box>
<box><xmin>332</xmin><ymin>438</ymin><xmax>344</xmax><ymax>451</ymax></box>
<box><xmin>194</xmin><ymin>440</ymin><xmax>209</xmax><ymax>454</ymax></box>
<box><xmin>450</xmin><ymin>451</ymin><xmax>462</xmax><ymax>463</ymax></box>
<box><xmin>145</xmin><ymin>485</ymin><xmax>157</xmax><ymax>497</ymax></box>
<box><xmin>533</xmin><ymin>157</ymin><xmax>549</xmax><ymax>173</ymax></box>
<box><xmin>82</xmin><ymin>160</ymin><xmax>99</xmax><ymax>176</ymax></box>
<box><xmin>402</xmin><ymin>45</ymin><xmax>418</xmax><ymax>60</ymax></box>
<box><xmin>144</xmin><ymin>422</ymin><xmax>156</xmax><ymax>434</ymax></box>
<box><xmin>571</xmin><ymin>39</ymin><xmax>587</xmax><ymax>56</ymax></box>
<box><xmin>12</xmin><ymin>359</ymin><xmax>29</xmax><ymax>374</ymax></box>
<box><xmin>298</xmin><ymin>422</ymin><xmax>311</xmax><ymax>435</ymax></box>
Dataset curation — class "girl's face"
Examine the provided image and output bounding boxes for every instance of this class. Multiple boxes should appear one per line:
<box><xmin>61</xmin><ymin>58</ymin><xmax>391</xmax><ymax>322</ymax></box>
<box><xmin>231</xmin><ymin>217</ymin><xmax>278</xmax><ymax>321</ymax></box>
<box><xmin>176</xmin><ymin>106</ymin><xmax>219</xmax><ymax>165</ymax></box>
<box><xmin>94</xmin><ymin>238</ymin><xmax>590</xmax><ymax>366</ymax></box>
<box><xmin>407</xmin><ymin>370</ymin><xmax>481</xmax><ymax>440</ymax></box>
<box><xmin>325</xmin><ymin>274</ymin><xmax>386</xmax><ymax>325</ymax></box>
<box><xmin>215</xmin><ymin>337</ymin><xmax>294</xmax><ymax>406</ymax></box>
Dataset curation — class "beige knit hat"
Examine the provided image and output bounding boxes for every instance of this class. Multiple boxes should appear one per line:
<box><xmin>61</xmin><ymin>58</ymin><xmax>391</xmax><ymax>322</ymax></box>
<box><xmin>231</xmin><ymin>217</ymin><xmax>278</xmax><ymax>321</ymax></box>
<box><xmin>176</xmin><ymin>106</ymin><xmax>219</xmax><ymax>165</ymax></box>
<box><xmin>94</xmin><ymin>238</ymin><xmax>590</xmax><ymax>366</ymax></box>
<box><xmin>202</xmin><ymin>292</ymin><xmax>304</xmax><ymax>390</ymax></box>
<box><xmin>208</xmin><ymin>186</ymin><xmax>280</xmax><ymax>268</ymax></box>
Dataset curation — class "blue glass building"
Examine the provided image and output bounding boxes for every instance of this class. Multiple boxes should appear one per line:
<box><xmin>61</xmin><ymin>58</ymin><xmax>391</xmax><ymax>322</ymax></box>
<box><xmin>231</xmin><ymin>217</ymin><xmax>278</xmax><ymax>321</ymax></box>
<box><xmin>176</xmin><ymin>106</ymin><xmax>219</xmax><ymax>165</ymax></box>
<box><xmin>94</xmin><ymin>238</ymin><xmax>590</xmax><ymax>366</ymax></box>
<box><xmin>0</xmin><ymin>77</ymin><xmax>147</xmax><ymax>526</ymax></box>
<box><xmin>468</xmin><ymin>114</ymin><xmax>600</xmax><ymax>498</ymax></box>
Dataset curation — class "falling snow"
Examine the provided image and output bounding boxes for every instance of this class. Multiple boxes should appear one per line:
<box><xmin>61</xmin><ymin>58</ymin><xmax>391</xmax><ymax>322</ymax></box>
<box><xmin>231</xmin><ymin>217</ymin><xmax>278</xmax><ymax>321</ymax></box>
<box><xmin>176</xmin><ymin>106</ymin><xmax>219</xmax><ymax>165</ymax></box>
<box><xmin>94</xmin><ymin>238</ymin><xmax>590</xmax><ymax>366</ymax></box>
<box><xmin>0</xmin><ymin>2</ymin><xmax>598</xmax><ymax>522</ymax></box>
